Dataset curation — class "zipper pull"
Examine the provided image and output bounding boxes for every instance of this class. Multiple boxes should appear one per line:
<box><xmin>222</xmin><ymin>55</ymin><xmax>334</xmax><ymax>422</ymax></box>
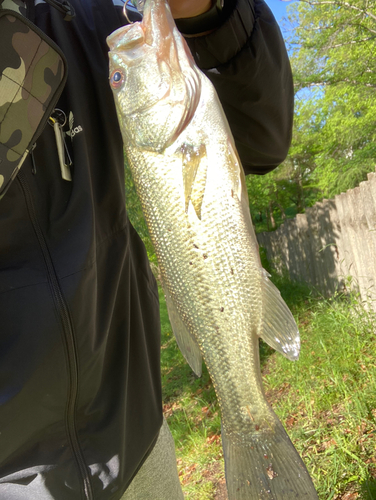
<box><xmin>30</xmin><ymin>143</ymin><xmax>37</xmax><ymax>175</ymax></box>
<box><xmin>49</xmin><ymin>110</ymin><xmax>72</xmax><ymax>182</ymax></box>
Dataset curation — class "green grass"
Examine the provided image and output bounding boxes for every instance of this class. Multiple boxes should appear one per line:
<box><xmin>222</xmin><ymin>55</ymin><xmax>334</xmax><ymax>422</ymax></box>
<box><xmin>159</xmin><ymin>276</ymin><xmax>376</xmax><ymax>499</ymax></box>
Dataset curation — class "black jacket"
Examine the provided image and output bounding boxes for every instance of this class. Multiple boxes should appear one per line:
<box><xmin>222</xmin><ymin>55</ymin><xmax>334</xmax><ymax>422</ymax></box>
<box><xmin>0</xmin><ymin>0</ymin><xmax>293</xmax><ymax>498</ymax></box>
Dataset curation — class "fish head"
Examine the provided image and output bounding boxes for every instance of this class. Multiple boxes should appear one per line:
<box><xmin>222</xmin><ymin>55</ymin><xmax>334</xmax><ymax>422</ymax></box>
<box><xmin>107</xmin><ymin>0</ymin><xmax>198</xmax><ymax>152</ymax></box>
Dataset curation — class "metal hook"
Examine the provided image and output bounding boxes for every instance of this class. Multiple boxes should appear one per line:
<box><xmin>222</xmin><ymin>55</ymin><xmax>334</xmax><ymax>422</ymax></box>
<box><xmin>123</xmin><ymin>0</ymin><xmax>144</xmax><ymax>23</ymax></box>
<box><xmin>123</xmin><ymin>0</ymin><xmax>133</xmax><ymax>23</ymax></box>
<box><xmin>49</xmin><ymin>108</ymin><xmax>67</xmax><ymax>128</ymax></box>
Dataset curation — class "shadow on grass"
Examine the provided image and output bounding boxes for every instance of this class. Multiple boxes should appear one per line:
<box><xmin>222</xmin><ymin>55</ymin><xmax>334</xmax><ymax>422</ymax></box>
<box><xmin>359</xmin><ymin>476</ymin><xmax>376</xmax><ymax>500</ymax></box>
<box><xmin>259</xmin><ymin>340</ymin><xmax>274</xmax><ymax>370</ymax></box>
<box><xmin>161</xmin><ymin>351</ymin><xmax>216</xmax><ymax>404</ymax></box>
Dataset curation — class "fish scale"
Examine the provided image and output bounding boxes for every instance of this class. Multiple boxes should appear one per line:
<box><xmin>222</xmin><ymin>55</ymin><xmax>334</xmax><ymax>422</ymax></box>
<box><xmin>107</xmin><ymin>0</ymin><xmax>318</xmax><ymax>497</ymax></box>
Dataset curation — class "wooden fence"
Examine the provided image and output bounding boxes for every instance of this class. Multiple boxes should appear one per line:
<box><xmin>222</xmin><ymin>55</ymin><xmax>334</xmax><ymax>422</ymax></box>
<box><xmin>257</xmin><ymin>170</ymin><xmax>376</xmax><ymax>310</ymax></box>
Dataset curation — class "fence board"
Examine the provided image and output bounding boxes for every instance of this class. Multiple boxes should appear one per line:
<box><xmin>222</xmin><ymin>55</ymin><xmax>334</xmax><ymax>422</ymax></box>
<box><xmin>257</xmin><ymin>168</ymin><xmax>376</xmax><ymax>310</ymax></box>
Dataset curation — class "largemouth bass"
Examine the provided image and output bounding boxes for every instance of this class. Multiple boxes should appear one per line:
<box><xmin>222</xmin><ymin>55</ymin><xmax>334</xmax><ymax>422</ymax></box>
<box><xmin>107</xmin><ymin>1</ymin><xmax>318</xmax><ymax>498</ymax></box>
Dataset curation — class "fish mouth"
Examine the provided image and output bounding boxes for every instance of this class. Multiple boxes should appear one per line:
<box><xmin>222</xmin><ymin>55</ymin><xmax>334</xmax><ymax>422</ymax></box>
<box><xmin>107</xmin><ymin>0</ymin><xmax>176</xmax><ymax>52</ymax></box>
<box><xmin>107</xmin><ymin>22</ymin><xmax>146</xmax><ymax>52</ymax></box>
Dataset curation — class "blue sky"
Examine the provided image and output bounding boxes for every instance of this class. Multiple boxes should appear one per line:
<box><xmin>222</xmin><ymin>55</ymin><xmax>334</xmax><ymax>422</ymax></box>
<box><xmin>266</xmin><ymin>0</ymin><xmax>296</xmax><ymax>25</ymax></box>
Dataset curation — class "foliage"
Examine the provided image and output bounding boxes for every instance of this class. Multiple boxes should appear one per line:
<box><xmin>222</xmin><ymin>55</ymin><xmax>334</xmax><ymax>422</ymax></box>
<box><xmin>246</xmin><ymin>149</ymin><xmax>318</xmax><ymax>233</ymax></box>
<box><xmin>251</xmin><ymin>0</ymin><xmax>376</xmax><ymax>232</ymax></box>
<box><xmin>284</xmin><ymin>0</ymin><xmax>376</xmax><ymax>199</ymax></box>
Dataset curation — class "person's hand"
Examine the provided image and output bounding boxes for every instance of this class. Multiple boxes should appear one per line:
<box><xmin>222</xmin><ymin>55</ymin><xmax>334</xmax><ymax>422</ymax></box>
<box><xmin>168</xmin><ymin>0</ymin><xmax>212</xmax><ymax>19</ymax></box>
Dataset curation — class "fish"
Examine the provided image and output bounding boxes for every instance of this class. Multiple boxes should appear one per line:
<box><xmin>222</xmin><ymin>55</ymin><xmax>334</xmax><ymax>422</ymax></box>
<box><xmin>107</xmin><ymin>1</ymin><xmax>318</xmax><ymax>498</ymax></box>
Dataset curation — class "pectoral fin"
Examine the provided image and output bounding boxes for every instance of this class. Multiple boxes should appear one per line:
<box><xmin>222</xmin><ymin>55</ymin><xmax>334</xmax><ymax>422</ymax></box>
<box><xmin>180</xmin><ymin>143</ymin><xmax>208</xmax><ymax>219</ymax></box>
<box><xmin>164</xmin><ymin>287</ymin><xmax>202</xmax><ymax>377</ymax></box>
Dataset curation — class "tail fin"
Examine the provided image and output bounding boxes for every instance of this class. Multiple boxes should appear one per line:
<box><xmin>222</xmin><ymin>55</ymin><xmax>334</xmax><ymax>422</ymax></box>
<box><xmin>221</xmin><ymin>419</ymin><xmax>318</xmax><ymax>500</ymax></box>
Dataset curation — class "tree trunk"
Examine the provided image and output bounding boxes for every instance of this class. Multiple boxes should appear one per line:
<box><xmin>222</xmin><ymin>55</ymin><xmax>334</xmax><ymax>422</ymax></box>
<box><xmin>296</xmin><ymin>173</ymin><xmax>305</xmax><ymax>213</ymax></box>
<box><xmin>269</xmin><ymin>201</ymin><xmax>276</xmax><ymax>229</ymax></box>
<box><xmin>275</xmin><ymin>201</ymin><xmax>286</xmax><ymax>220</ymax></box>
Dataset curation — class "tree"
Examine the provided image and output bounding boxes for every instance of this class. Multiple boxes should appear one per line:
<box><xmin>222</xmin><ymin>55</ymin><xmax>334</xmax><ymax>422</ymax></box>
<box><xmin>246</xmin><ymin>160</ymin><xmax>313</xmax><ymax>231</ymax></box>
<box><xmin>283</xmin><ymin>0</ymin><xmax>376</xmax><ymax>198</ymax></box>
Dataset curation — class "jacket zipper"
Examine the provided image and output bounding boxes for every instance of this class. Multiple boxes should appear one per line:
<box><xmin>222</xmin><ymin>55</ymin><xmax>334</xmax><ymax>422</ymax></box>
<box><xmin>17</xmin><ymin>171</ymin><xmax>93</xmax><ymax>500</ymax></box>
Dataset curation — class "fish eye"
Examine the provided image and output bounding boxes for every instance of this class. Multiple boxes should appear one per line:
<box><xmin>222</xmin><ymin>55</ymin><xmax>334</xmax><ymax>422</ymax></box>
<box><xmin>110</xmin><ymin>69</ymin><xmax>125</xmax><ymax>89</ymax></box>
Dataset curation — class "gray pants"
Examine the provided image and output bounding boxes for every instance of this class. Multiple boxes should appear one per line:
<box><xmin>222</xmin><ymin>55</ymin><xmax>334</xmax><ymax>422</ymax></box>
<box><xmin>120</xmin><ymin>419</ymin><xmax>184</xmax><ymax>500</ymax></box>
